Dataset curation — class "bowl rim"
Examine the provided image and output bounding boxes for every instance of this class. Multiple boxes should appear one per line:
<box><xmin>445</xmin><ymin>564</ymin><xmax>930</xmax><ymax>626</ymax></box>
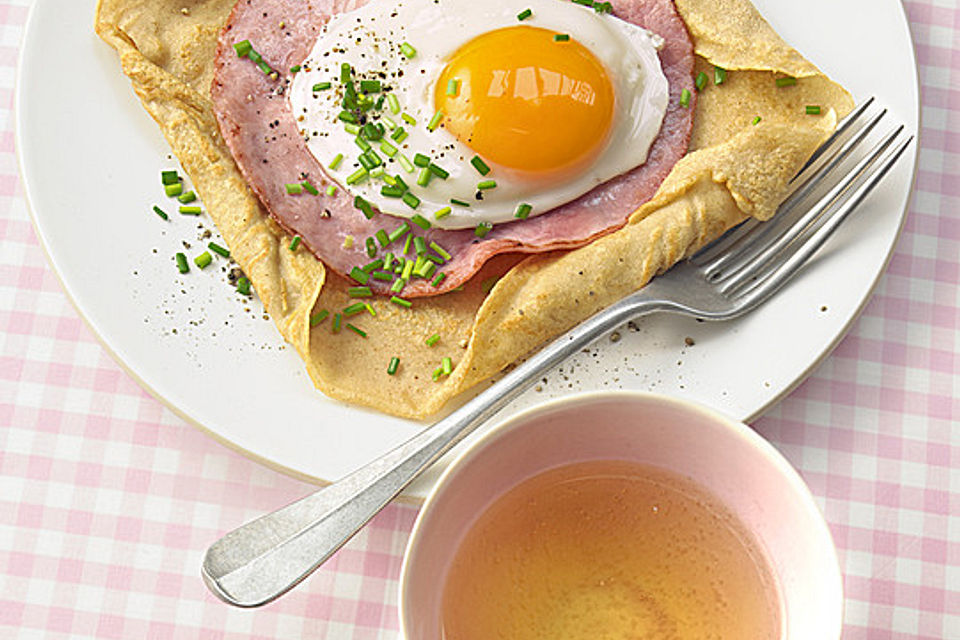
<box><xmin>397</xmin><ymin>390</ymin><xmax>843</xmax><ymax>639</ymax></box>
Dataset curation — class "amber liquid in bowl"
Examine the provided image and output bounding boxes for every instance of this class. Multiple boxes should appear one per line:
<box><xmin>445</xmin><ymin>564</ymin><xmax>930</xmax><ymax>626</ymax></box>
<box><xmin>441</xmin><ymin>460</ymin><xmax>781</xmax><ymax>640</ymax></box>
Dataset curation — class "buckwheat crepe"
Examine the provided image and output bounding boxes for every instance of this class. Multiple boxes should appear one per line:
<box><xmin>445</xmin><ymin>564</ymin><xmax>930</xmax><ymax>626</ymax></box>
<box><xmin>95</xmin><ymin>0</ymin><xmax>853</xmax><ymax>418</ymax></box>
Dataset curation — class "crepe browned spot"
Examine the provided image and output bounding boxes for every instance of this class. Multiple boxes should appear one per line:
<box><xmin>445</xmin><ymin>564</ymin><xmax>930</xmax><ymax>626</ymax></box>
<box><xmin>95</xmin><ymin>0</ymin><xmax>853</xmax><ymax>418</ymax></box>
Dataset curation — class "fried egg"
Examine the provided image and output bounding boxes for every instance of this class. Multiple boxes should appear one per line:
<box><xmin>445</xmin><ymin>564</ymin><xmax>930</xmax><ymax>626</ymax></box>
<box><xmin>289</xmin><ymin>0</ymin><xmax>669</xmax><ymax>230</ymax></box>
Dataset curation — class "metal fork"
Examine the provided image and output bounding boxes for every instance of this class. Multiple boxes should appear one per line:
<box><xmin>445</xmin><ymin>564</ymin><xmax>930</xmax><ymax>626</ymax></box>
<box><xmin>201</xmin><ymin>100</ymin><xmax>913</xmax><ymax>608</ymax></box>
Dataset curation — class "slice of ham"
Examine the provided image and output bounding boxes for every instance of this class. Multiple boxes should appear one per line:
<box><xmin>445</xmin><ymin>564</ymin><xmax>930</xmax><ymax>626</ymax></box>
<box><xmin>212</xmin><ymin>0</ymin><xmax>695</xmax><ymax>297</ymax></box>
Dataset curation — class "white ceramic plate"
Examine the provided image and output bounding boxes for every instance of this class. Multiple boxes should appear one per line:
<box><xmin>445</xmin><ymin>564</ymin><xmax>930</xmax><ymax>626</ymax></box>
<box><xmin>17</xmin><ymin>0</ymin><xmax>918</xmax><ymax>499</ymax></box>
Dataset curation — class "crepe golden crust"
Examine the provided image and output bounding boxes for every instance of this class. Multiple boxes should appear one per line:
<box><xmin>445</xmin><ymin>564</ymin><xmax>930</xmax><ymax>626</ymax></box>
<box><xmin>95</xmin><ymin>0</ymin><xmax>853</xmax><ymax>419</ymax></box>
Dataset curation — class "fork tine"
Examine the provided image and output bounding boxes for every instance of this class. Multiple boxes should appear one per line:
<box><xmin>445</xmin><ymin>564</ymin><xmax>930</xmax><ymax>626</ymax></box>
<box><xmin>696</xmin><ymin>102</ymin><xmax>885</xmax><ymax>276</ymax></box>
<box><xmin>691</xmin><ymin>98</ymin><xmax>878</xmax><ymax>268</ymax></box>
<box><xmin>714</xmin><ymin>123</ymin><xmax>905</xmax><ymax>292</ymax></box>
<box><xmin>724</xmin><ymin>132</ymin><xmax>913</xmax><ymax>304</ymax></box>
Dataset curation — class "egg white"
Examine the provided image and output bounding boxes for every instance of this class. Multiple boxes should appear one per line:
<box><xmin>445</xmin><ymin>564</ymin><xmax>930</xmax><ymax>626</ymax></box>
<box><xmin>289</xmin><ymin>0</ymin><xmax>669</xmax><ymax>230</ymax></box>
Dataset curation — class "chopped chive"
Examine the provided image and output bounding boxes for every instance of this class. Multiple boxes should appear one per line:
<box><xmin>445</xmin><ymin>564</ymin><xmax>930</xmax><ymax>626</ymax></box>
<box><xmin>360</xmin><ymin>79</ymin><xmax>382</xmax><ymax>93</ymax></box>
<box><xmin>431</xmin><ymin>272</ymin><xmax>446</xmax><ymax>287</ymax></box>
<box><xmin>371</xmin><ymin>270</ymin><xmax>393</xmax><ymax>281</ymax></box>
<box><xmin>470</xmin><ymin>155</ymin><xmax>491</xmax><ymax>176</ymax></box>
<box><xmin>680</xmin><ymin>88</ymin><xmax>691</xmax><ymax>108</ymax></box>
<box><xmin>399</xmin><ymin>42</ymin><xmax>417</xmax><ymax>59</ymax></box>
<box><xmin>381</xmin><ymin>184</ymin><xmax>405</xmax><ymax>198</ymax></box>
<box><xmin>397</xmin><ymin>153</ymin><xmax>414</xmax><ymax>173</ymax></box>
<box><xmin>363</xmin><ymin>258</ymin><xmax>384</xmax><ymax>273</ymax></box>
<box><xmin>348</xmin><ymin>286</ymin><xmax>372</xmax><ymax>298</ymax></box>
<box><xmin>427</xmin><ymin>163</ymin><xmax>449</xmax><ymax>179</ymax></box>
<box><xmin>233</xmin><ymin>40</ymin><xmax>253</xmax><ymax>57</ymax></box>
<box><xmin>514</xmin><ymin>203</ymin><xmax>532</xmax><ymax>219</ymax></box>
<box><xmin>365</xmin><ymin>236</ymin><xmax>377</xmax><ymax>258</ymax></box>
<box><xmin>340</xmin><ymin>62</ymin><xmax>352</xmax><ymax>83</ymax></box>
<box><xmin>329</xmin><ymin>153</ymin><xmax>344</xmax><ymax>170</ymax></box>
<box><xmin>379</xmin><ymin>139</ymin><xmax>398</xmax><ymax>157</ymax></box>
<box><xmin>390</xmin><ymin>277</ymin><xmax>405</xmax><ymax>294</ymax></box>
<box><xmin>369</xmin><ymin>166</ymin><xmax>386</xmax><ymax>179</ymax></box>
<box><xmin>290</xmin><ymin>64</ymin><xmax>301</xmax><ymax>74</ymax></box>
<box><xmin>517</xmin><ymin>8</ymin><xmax>533</xmax><ymax>20</ymax></box>
<box><xmin>346</xmin><ymin>167</ymin><xmax>368</xmax><ymax>185</ymax></box>
<box><xmin>332</xmin><ymin>313</ymin><xmax>342</xmax><ymax>333</ymax></box>
<box><xmin>343</xmin><ymin>302</ymin><xmax>366</xmax><ymax>316</ymax></box>
<box><xmin>429</xmin><ymin>241</ymin><xmax>451</xmax><ymax>261</ymax></box>
<box><xmin>175</xmin><ymin>252</ymin><xmax>189</xmax><ymax>274</ymax></box>
<box><xmin>426</xmin><ymin>333</ymin><xmax>440</xmax><ymax>347</ymax></box>
<box><xmin>442</xmin><ymin>357</ymin><xmax>453</xmax><ymax>376</ymax></box>
<box><xmin>194</xmin><ymin>251</ymin><xmax>212</xmax><ymax>269</ymax></box>
<box><xmin>695</xmin><ymin>71</ymin><xmax>708</xmax><ymax>91</ymax></box>
<box><xmin>387</xmin><ymin>357</ymin><xmax>400</xmax><ymax>375</ymax></box>
<box><xmin>179</xmin><ymin>205</ymin><xmax>202</xmax><ymax>215</ymax></box>
<box><xmin>152</xmin><ymin>205</ymin><xmax>169</xmax><ymax>220</ymax></box>
<box><xmin>313</xmin><ymin>81</ymin><xmax>332</xmax><ymax>91</ymax></box>
<box><xmin>427</xmin><ymin>110</ymin><xmax>444</xmax><ymax>131</ymax></box>
<box><xmin>382</xmin><ymin>116</ymin><xmax>398</xmax><ymax>130</ymax></box>
<box><xmin>289</xmin><ymin>236</ymin><xmax>302</xmax><ymax>251</ymax></box>
<box><xmin>310</xmin><ymin>309</ymin><xmax>329</xmax><ymax>327</ymax></box>
<box><xmin>376</xmin><ymin>229</ymin><xmax>391</xmax><ymax>247</ymax></box>
<box><xmin>776</xmin><ymin>76</ymin><xmax>797</xmax><ymax>87</ymax></box>
<box><xmin>805</xmin><ymin>105</ymin><xmax>822</xmax><ymax>115</ymax></box>
<box><xmin>362</xmin><ymin>122</ymin><xmax>384</xmax><ymax>141</ymax></box>
<box><xmin>346</xmin><ymin>323</ymin><xmax>367</xmax><ymax>338</ymax></box>
<box><xmin>432</xmin><ymin>366</ymin><xmax>444</xmax><ymax>381</ymax></box>
<box><xmin>450</xmin><ymin>198</ymin><xmax>471</xmax><ymax>207</ymax></box>
<box><xmin>325</xmin><ymin>185</ymin><xmax>338</xmax><ymax>196</ymax></box>
<box><xmin>387</xmin><ymin>93</ymin><xmax>400</xmax><ymax>114</ymax></box>
<box><xmin>403</xmin><ymin>232</ymin><xmax>414</xmax><ymax>256</ymax></box>
<box><xmin>247</xmin><ymin>49</ymin><xmax>262</xmax><ymax>64</ymax></box>
<box><xmin>416</xmin><ymin>259</ymin><xmax>436</xmax><ymax>279</ymax></box>
<box><xmin>161</xmin><ymin>170</ymin><xmax>179</xmax><ymax>185</ymax></box>
<box><xmin>752</xmin><ymin>115</ymin><xmax>762</xmax><ymax>125</ymax></box>
<box><xmin>402</xmin><ymin>192</ymin><xmax>421</xmax><ymax>209</ymax></box>
<box><xmin>365</xmin><ymin>302</ymin><xmax>377</xmax><ymax>318</ymax></box>
<box><xmin>355</xmin><ymin>136</ymin><xmax>372</xmax><ymax>152</ymax></box>
<box><xmin>401</xmin><ymin>257</ymin><xmax>414</xmax><ymax>280</ymax></box>
<box><xmin>301</xmin><ymin>181</ymin><xmax>319</xmax><ymax>196</ymax></box>
<box><xmin>553</xmin><ymin>34</ymin><xmax>570</xmax><ymax>42</ymax></box>
<box><xmin>446</xmin><ymin>79</ymin><xmax>460</xmax><ymax>96</ymax></box>
<box><xmin>417</xmin><ymin>167</ymin><xmax>432</xmax><ymax>187</ymax></box>
<box><xmin>401</xmin><ymin>112</ymin><xmax>417</xmax><ymax>126</ymax></box>
<box><xmin>477</xmin><ymin>179</ymin><xmax>497</xmax><ymax>190</ymax></box>
<box><xmin>411</xmin><ymin>214</ymin><xmax>431</xmax><ymax>230</ymax></box>
<box><xmin>388</xmin><ymin>222</ymin><xmax>411</xmax><ymax>244</ymax></box>
<box><xmin>354</xmin><ymin>195</ymin><xmax>376</xmax><ymax>219</ymax></box>
<box><xmin>714</xmin><ymin>66</ymin><xmax>727</xmax><ymax>85</ymax></box>
<box><xmin>208</xmin><ymin>242</ymin><xmax>230</xmax><ymax>258</ymax></box>
<box><xmin>413</xmin><ymin>153</ymin><xmax>431</xmax><ymax>168</ymax></box>
<box><xmin>285</xmin><ymin>183</ymin><xmax>304</xmax><ymax>195</ymax></box>
<box><xmin>413</xmin><ymin>236</ymin><xmax>427</xmax><ymax>255</ymax></box>
<box><xmin>475</xmin><ymin>221</ymin><xmax>492</xmax><ymax>238</ymax></box>
<box><xmin>165</xmin><ymin>183</ymin><xmax>183</xmax><ymax>197</ymax></box>
<box><xmin>236</xmin><ymin>276</ymin><xmax>251</xmax><ymax>295</ymax></box>
<box><xmin>339</xmin><ymin>110</ymin><xmax>357</xmax><ymax>124</ymax></box>
<box><xmin>383</xmin><ymin>252</ymin><xmax>395</xmax><ymax>270</ymax></box>
<box><xmin>425</xmin><ymin>253</ymin><xmax>444</xmax><ymax>265</ymax></box>
<box><xmin>594</xmin><ymin>1</ymin><xmax>613</xmax><ymax>13</ymax></box>
<box><xmin>434</xmin><ymin>206</ymin><xmax>451</xmax><ymax>220</ymax></box>
<box><xmin>390</xmin><ymin>296</ymin><xmax>412</xmax><ymax>308</ymax></box>
<box><xmin>344</xmin><ymin>123</ymin><xmax>361</xmax><ymax>135</ymax></box>
<box><xmin>350</xmin><ymin>266</ymin><xmax>370</xmax><ymax>285</ymax></box>
<box><xmin>390</xmin><ymin>127</ymin><xmax>408</xmax><ymax>143</ymax></box>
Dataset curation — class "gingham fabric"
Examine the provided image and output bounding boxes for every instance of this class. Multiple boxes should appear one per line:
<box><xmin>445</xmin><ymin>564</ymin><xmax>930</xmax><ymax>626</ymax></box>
<box><xmin>2</xmin><ymin>0</ymin><xmax>957</xmax><ymax>638</ymax></box>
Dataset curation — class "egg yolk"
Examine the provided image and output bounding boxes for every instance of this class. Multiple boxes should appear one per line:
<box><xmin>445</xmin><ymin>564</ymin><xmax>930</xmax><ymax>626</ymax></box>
<box><xmin>435</xmin><ymin>26</ymin><xmax>615</xmax><ymax>180</ymax></box>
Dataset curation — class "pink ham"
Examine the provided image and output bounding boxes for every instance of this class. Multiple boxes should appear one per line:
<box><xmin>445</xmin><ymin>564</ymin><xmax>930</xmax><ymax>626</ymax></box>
<box><xmin>212</xmin><ymin>0</ymin><xmax>695</xmax><ymax>297</ymax></box>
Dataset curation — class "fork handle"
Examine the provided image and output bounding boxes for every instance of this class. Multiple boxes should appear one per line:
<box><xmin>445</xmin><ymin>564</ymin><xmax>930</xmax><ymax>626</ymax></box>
<box><xmin>202</xmin><ymin>289</ymin><xmax>671</xmax><ymax>607</ymax></box>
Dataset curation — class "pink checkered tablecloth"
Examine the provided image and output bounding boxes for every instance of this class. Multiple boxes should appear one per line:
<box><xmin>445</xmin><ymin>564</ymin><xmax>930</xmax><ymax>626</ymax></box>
<box><xmin>2</xmin><ymin>0</ymin><xmax>958</xmax><ymax>637</ymax></box>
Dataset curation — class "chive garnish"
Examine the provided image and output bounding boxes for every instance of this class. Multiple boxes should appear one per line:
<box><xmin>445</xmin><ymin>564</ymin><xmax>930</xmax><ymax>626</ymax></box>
<box><xmin>428</xmin><ymin>163</ymin><xmax>449</xmax><ymax>179</ymax></box>
<box><xmin>152</xmin><ymin>205</ymin><xmax>169</xmax><ymax>220</ymax></box>
<box><xmin>776</xmin><ymin>76</ymin><xmax>797</xmax><ymax>87</ymax></box>
<box><xmin>391</xmin><ymin>127</ymin><xmax>408</xmax><ymax>143</ymax></box>
<box><xmin>515</xmin><ymin>203</ymin><xmax>532</xmax><ymax>219</ymax></box>
<box><xmin>175</xmin><ymin>252</ymin><xmax>189</xmax><ymax>274</ymax></box>
<box><xmin>429</xmin><ymin>241</ymin><xmax>451</xmax><ymax>261</ymax></box>
<box><xmin>349</xmin><ymin>286</ymin><xmax>372</xmax><ymax>298</ymax></box>
<box><xmin>450</xmin><ymin>198</ymin><xmax>471</xmax><ymax>207</ymax></box>
<box><xmin>752</xmin><ymin>115</ymin><xmax>762</xmax><ymax>125</ymax></box>
<box><xmin>594</xmin><ymin>1</ymin><xmax>613</xmax><ymax>14</ymax></box>
<box><xmin>310</xmin><ymin>309</ymin><xmax>330</xmax><ymax>327</ymax></box>
<box><xmin>233</xmin><ymin>40</ymin><xmax>252</xmax><ymax>57</ymax></box>
<box><xmin>165</xmin><ymin>183</ymin><xmax>183</xmax><ymax>197</ymax></box>
<box><xmin>360</xmin><ymin>79</ymin><xmax>382</xmax><ymax>93</ymax></box>
<box><xmin>326</xmin><ymin>185</ymin><xmax>338</xmax><ymax>196</ymax></box>
<box><xmin>427</xmin><ymin>110</ymin><xmax>444</xmax><ymax>131</ymax></box>
<box><xmin>161</xmin><ymin>170</ymin><xmax>179</xmax><ymax>185</ymax></box>
<box><xmin>371</xmin><ymin>270</ymin><xmax>393</xmax><ymax>281</ymax></box>
<box><xmin>354</xmin><ymin>195</ymin><xmax>375</xmax><ymax>219</ymax></box>
<box><xmin>403</xmin><ymin>233</ymin><xmax>414</xmax><ymax>256</ymax></box>
<box><xmin>376</xmin><ymin>229</ymin><xmax>391</xmax><ymax>247</ymax></box>
<box><xmin>290</xmin><ymin>64</ymin><xmax>301</xmax><ymax>74</ymax></box>
<box><xmin>475</xmin><ymin>222</ymin><xmax>492</xmax><ymax>238</ymax></box>
<box><xmin>247</xmin><ymin>49</ymin><xmax>262</xmax><ymax>64</ymax></box>
<box><xmin>329</xmin><ymin>153</ymin><xmax>344</xmax><ymax>170</ymax></box>
<box><xmin>397</xmin><ymin>154</ymin><xmax>414</xmax><ymax>173</ymax></box>
<box><xmin>806</xmin><ymin>105</ymin><xmax>821</xmax><ymax>115</ymax></box>
<box><xmin>346</xmin><ymin>168</ymin><xmax>368</xmax><ymax>185</ymax></box>
<box><xmin>470</xmin><ymin>155</ymin><xmax>491</xmax><ymax>176</ymax></box>
<box><xmin>680</xmin><ymin>88</ymin><xmax>691</xmax><ymax>108</ymax></box>
<box><xmin>411</xmin><ymin>214</ymin><xmax>431</xmax><ymax>230</ymax></box>
<box><xmin>194</xmin><ymin>252</ymin><xmax>212</xmax><ymax>269</ymax></box>
<box><xmin>390</xmin><ymin>278</ymin><xmax>405</xmax><ymax>294</ymax></box>
<box><xmin>380</xmin><ymin>140</ymin><xmax>398</xmax><ymax>157</ymax></box>
<box><xmin>400</xmin><ymin>42</ymin><xmax>417</xmax><ymax>59</ymax></box>
<box><xmin>302</xmin><ymin>181</ymin><xmax>319</xmax><ymax>196</ymax></box>
<box><xmin>383</xmin><ymin>252</ymin><xmax>395</xmax><ymax>270</ymax></box>
<box><xmin>179</xmin><ymin>205</ymin><xmax>202</xmax><ymax>215</ymax></box>
<box><xmin>413</xmin><ymin>236</ymin><xmax>427</xmax><ymax>255</ymax></box>
<box><xmin>236</xmin><ymin>276</ymin><xmax>251</xmax><ymax>295</ymax></box>
<box><xmin>344</xmin><ymin>123</ymin><xmax>361</xmax><ymax>135</ymax></box>
<box><xmin>402</xmin><ymin>192</ymin><xmax>421</xmax><ymax>209</ymax></box>
<box><xmin>442</xmin><ymin>357</ymin><xmax>453</xmax><ymax>376</ymax></box>
<box><xmin>477</xmin><ymin>179</ymin><xmax>497</xmax><ymax>190</ymax></box>
<box><xmin>387</xmin><ymin>357</ymin><xmax>400</xmax><ymax>375</ymax></box>
<box><xmin>313</xmin><ymin>81</ymin><xmax>332</xmax><ymax>92</ymax></box>
<box><xmin>695</xmin><ymin>71</ymin><xmax>708</xmax><ymax>91</ymax></box>
<box><xmin>714</xmin><ymin>66</ymin><xmax>727</xmax><ymax>85</ymax></box>
<box><xmin>388</xmin><ymin>222</ymin><xmax>411</xmax><ymax>244</ymax></box>
<box><xmin>426</xmin><ymin>333</ymin><xmax>440</xmax><ymax>347</ymax></box>
<box><xmin>289</xmin><ymin>236</ymin><xmax>302</xmax><ymax>251</ymax></box>
<box><xmin>343</xmin><ymin>303</ymin><xmax>366</xmax><ymax>317</ymax></box>
<box><xmin>346</xmin><ymin>323</ymin><xmax>367</xmax><ymax>338</ymax></box>
<box><xmin>431</xmin><ymin>272</ymin><xmax>446</xmax><ymax>287</ymax></box>
<box><xmin>554</xmin><ymin>34</ymin><xmax>570</xmax><ymax>42</ymax></box>
<box><xmin>387</xmin><ymin>93</ymin><xmax>401</xmax><ymax>114</ymax></box>
<box><xmin>363</xmin><ymin>258</ymin><xmax>384</xmax><ymax>273</ymax></box>
<box><xmin>390</xmin><ymin>296</ymin><xmax>412</xmax><ymax>309</ymax></box>
<box><xmin>434</xmin><ymin>206</ymin><xmax>451</xmax><ymax>220</ymax></box>
<box><xmin>285</xmin><ymin>183</ymin><xmax>304</xmax><ymax>195</ymax></box>
<box><xmin>446</xmin><ymin>79</ymin><xmax>460</xmax><ymax>96</ymax></box>
<box><xmin>413</xmin><ymin>153</ymin><xmax>431</xmax><ymax>168</ymax></box>
<box><xmin>401</xmin><ymin>112</ymin><xmax>417</xmax><ymax>126</ymax></box>
<box><xmin>332</xmin><ymin>313</ymin><xmax>342</xmax><ymax>333</ymax></box>
<box><xmin>340</xmin><ymin>62</ymin><xmax>352</xmax><ymax>83</ymax></box>
<box><xmin>365</xmin><ymin>237</ymin><xmax>377</xmax><ymax>258</ymax></box>
<box><xmin>381</xmin><ymin>185</ymin><xmax>405</xmax><ymax>198</ymax></box>
<box><xmin>350</xmin><ymin>266</ymin><xmax>370</xmax><ymax>285</ymax></box>
<box><xmin>401</xmin><ymin>257</ymin><xmax>414</xmax><ymax>280</ymax></box>
<box><xmin>517</xmin><ymin>8</ymin><xmax>533</xmax><ymax>20</ymax></box>
<box><xmin>417</xmin><ymin>167</ymin><xmax>432</xmax><ymax>187</ymax></box>
<box><xmin>208</xmin><ymin>242</ymin><xmax>230</xmax><ymax>258</ymax></box>
<box><xmin>432</xmin><ymin>366</ymin><xmax>443</xmax><ymax>382</ymax></box>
